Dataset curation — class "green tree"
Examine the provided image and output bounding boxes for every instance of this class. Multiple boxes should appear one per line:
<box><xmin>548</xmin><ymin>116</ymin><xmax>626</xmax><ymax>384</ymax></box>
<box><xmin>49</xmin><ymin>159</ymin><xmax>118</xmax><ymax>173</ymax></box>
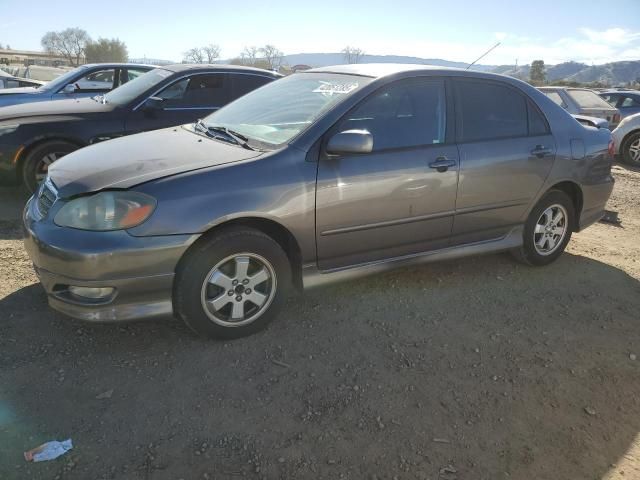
<box><xmin>85</xmin><ymin>38</ymin><xmax>128</xmax><ymax>63</ymax></box>
<box><xmin>41</xmin><ymin>28</ymin><xmax>91</xmax><ymax>66</ymax></box>
<box><xmin>529</xmin><ymin>60</ymin><xmax>546</xmax><ymax>85</ymax></box>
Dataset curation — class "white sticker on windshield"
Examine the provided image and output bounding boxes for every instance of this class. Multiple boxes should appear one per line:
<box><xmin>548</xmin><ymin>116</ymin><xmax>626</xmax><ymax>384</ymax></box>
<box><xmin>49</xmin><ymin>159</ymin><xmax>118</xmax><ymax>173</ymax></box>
<box><xmin>313</xmin><ymin>81</ymin><xmax>359</xmax><ymax>97</ymax></box>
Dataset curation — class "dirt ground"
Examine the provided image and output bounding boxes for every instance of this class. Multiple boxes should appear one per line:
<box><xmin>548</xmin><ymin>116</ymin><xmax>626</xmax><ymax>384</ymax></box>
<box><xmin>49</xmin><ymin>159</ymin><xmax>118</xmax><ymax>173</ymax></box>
<box><xmin>1</xmin><ymin>165</ymin><xmax>639</xmax><ymax>480</ymax></box>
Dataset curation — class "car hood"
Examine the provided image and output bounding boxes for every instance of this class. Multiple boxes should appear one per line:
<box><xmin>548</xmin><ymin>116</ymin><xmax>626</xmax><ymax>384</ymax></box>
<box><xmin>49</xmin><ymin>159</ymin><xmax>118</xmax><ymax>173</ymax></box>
<box><xmin>0</xmin><ymin>86</ymin><xmax>39</xmax><ymax>95</ymax></box>
<box><xmin>0</xmin><ymin>96</ymin><xmax>110</xmax><ymax>121</ymax></box>
<box><xmin>49</xmin><ymin>126</ymin><xmax>263</xmax><ymax>198</ymax></box>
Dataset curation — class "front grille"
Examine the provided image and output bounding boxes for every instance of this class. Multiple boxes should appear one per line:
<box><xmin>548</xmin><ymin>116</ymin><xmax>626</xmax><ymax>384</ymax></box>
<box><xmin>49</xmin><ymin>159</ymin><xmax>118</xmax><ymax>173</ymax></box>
<box><xmin>36</xmin><ymin>179</ymin><xmax>58</xmax><ymax>219</ymax></box>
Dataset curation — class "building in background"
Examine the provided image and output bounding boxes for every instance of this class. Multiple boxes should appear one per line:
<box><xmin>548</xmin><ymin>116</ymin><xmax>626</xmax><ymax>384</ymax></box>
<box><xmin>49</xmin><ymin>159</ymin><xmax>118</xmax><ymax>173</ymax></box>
<box><xmin>0</xmin><ymin>48</ymin><xmax>77</xmax><ymax>67</ymax></box>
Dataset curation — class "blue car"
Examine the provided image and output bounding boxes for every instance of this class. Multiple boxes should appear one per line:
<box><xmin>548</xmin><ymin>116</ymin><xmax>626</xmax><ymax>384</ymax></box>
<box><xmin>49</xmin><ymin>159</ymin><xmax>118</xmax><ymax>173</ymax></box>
<box><xmin>600</xmin><ymin>90</ymin><xmax>640</xmax><ymax>119</ymax></box>
<box><xmin>0</xmin><ymin>63</ymin><xmax>154</xmax><ymax>108</ymax></box>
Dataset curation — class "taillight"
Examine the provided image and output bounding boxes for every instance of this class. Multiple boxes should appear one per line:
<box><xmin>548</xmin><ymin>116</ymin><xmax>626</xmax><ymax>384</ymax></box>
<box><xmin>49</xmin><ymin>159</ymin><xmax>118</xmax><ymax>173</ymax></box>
<box><xmin>608</xmin><ymin>140</ymin><xmax>615</xmax><ymax>157</ymax></box>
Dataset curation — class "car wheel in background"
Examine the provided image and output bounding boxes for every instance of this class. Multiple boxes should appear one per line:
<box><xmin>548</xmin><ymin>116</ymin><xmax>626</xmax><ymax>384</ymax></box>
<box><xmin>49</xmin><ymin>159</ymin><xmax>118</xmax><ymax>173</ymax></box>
<box><xmin>512</xmin><ymin>190</ymin><xmax>574</xmax><ymax>266</ymax></box>
<box><xmin>621</xmin><ymin>131</ymin><xmax>640</xmax><ymax>167</ymax></box>
<box><xmin>174</xmin><ymin>227</ymin><xmax>292</xmax><ymax>339</ymax></box>
<box><xmin>22</xmin><ymin>140</ymin><xmax>77</xmax><ymax>193</ymax></box>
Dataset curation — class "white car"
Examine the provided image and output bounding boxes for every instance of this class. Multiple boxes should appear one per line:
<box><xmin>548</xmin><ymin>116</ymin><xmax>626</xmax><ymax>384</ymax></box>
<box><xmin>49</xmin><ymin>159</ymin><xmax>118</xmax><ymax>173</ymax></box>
<box><xmin>612</xmin><ymin>112</ymin><xmax>640</xmax><ymax>166</ymax></box>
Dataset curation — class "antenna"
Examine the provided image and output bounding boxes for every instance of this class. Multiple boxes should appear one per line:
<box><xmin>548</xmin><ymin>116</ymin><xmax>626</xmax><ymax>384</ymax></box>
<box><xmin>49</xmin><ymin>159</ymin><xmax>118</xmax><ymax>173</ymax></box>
<box><xmin>466</xmin><ymin>42</ymin><xmax>501</xmax><ymax>70</ymax></box>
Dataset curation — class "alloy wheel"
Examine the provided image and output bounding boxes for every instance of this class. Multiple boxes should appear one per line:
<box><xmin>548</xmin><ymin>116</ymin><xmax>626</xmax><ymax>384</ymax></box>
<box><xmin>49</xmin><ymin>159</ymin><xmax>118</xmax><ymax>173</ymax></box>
<box><xmin>200</xmin><ymin>253</ymin><xmax>277</xmax><ymax>327</ymax></box>
<box><xmin>628</xmin><ymin>138</ymin><xmax>640</xmax><ymax>163</ymax></box>
<box><xmin>533</xmin><ymin>204</ymin><xmax>568</xmax><ymax>256</ymax></box>
<box><xmin>35</xmin><ymin>152</ymin><xmax>67</xmax><ymax>183</ymax></box>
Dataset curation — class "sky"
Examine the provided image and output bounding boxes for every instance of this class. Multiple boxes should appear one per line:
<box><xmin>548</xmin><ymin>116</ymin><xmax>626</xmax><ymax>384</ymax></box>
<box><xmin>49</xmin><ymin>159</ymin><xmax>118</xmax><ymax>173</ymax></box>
<box><xmin>0</xmin><ymin>0</ymin><xmax>639</xmax><ymax>65</ymax></box>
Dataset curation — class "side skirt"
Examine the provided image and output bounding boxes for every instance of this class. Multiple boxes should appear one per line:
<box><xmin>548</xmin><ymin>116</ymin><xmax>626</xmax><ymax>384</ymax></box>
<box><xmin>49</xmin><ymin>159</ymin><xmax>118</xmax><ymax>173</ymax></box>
<box><xmin>302</xmin><ymin>226</ymin><xmax>524</xmax><ymax>289</ymax></box>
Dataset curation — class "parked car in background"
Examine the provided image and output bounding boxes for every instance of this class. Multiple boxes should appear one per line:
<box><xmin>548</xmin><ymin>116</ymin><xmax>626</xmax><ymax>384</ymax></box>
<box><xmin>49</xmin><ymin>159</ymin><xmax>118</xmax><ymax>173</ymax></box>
<box><xmin>0</xmin><ymin>64</ymin><xmax>281</xmax><ymax>191</ymax></box>
<box><xmin>23</xmin><ymin>64</ymin><xmax>614</xmax><ymax>339</ymax></box>
<box><xmin>611</xmin><ymin>112</ymin><xmax>640</xmax><ymax>166</ymax></box>
<box><xmin>0</xmin><ymin>69</ymin><xmax>45</xmax><ymax>89</ymax></box>
<box><xmin>19</xmin><ymin>65</ymin><xmax>71</xmax><ymax>82</ymax></box>
<box><xmin>539</xmin><ymin>86</ymin><xmax>620</xmax><ymax>129</ymax></box>
<box><xmin>599</xmin><ymin>90</ymin><xmax>640</xmax><ymax>119</ymax></box>
<box><xmin>0</xmin><ymin>63</ymin><xmax>155</xmax><ymax>107</ymax></box>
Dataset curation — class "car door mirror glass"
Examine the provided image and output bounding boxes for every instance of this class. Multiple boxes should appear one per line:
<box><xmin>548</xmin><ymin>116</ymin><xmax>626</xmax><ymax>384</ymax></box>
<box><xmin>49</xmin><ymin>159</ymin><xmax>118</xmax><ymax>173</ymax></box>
<box><xmin>63</xmin><ymin>83</ymin><xmax>76</xmax><ymax>94</ymax></box>
<box><xmin>326</xmin><ymin>130</ymin><xmax>373</xmax><ymax>155</ymax></box>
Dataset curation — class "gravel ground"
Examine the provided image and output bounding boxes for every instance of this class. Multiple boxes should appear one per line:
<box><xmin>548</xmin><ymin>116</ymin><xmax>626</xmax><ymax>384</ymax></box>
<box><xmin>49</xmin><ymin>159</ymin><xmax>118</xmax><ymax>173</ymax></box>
<box><xmin>1</xmin><ymin>166</ymin><xmax>639</xmax><ymax>480</ymax></box>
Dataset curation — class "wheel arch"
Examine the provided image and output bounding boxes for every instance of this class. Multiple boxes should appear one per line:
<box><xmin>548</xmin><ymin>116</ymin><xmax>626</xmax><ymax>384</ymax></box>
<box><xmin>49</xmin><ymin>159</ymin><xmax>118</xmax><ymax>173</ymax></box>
<box><xmin>619</xmin><ymin>128</ymin><xmax>640</xmax><ymax>157</ymax></box>
<box><xmin>178</xmin><ymin>216</ymin><xmax>304</xmax><ymax>291</ymax></box>
<box><xmin>15</xmin><ymin>135</ymin><xmax>86</xmax><ymax>184</ymax></box>
<box><xmin>546</xmin><ymin>181</ymin><xmax>584</xmax><ymax>231</ymax></box>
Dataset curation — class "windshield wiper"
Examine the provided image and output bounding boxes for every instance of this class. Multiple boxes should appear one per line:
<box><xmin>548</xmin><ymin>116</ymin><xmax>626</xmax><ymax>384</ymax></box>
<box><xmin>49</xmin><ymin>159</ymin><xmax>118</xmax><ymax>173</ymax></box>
<box><xmin>194</xmin><ymin>120</ymin><xmax>255</xmax><ymax>150</ymax></box>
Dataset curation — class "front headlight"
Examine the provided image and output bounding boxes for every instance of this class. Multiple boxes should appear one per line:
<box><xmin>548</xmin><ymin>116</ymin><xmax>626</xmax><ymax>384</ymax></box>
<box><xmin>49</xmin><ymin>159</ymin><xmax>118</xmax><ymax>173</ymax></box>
<box><xmin>54</xmin><ymin>191</ymin><xmax>156</xmax><ymax>231</ymax></box>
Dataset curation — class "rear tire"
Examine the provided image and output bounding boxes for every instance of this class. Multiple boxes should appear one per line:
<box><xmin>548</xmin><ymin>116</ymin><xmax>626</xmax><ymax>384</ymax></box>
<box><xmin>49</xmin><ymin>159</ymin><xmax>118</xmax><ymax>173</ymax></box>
<box><xmin>512</xmin><ymin>190</ymin><xmax>574</xmax><ymax>266</ymax></box>
<box><xmin>621</xmin><ymin>131</ymin><xmax>640</xmax><ymax>167</ymax></box>
<box><xmin>22</xmin><ymin>140</ymin><xmax>77</xmax><ymax>193</ymax></box>
<box><xmin>174</xmin><ymin>227</ymin><xmax>292</xmax><ymax>339</ymax></box>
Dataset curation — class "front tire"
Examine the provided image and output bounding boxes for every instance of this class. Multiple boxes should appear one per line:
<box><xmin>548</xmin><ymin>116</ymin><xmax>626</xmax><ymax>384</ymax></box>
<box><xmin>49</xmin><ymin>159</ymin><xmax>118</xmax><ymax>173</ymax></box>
<box><xmin>621</xmin><ymin>131</ymin><xmax>640</xmax><ymax>167</ymax></box>
<box><xmin>174</xmin><ymin>227</ymin><xmax>291</xmax><ymax>339</ymax></box>
<box><xmin>22</xmin><ymin>141</ymin><xmax>77</xmax><ymax>193</ymax></box>
<box><xmin>512</xmin><ymin>190</ymin><xmax>574</xmax><ymax>266</ymax></box>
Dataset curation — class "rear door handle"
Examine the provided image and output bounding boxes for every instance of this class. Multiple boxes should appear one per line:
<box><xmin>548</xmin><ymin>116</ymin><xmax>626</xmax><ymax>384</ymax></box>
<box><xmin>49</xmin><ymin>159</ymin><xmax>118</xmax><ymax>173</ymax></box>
<box><xmin>530</xmin><ymin>145</ymin><xmax>553</xmax><ymax>158</ymax></box>
<box><xmin>428</xmin><ymin>157</ymin><xmax>456</xmax><ymax>172</ymax></box>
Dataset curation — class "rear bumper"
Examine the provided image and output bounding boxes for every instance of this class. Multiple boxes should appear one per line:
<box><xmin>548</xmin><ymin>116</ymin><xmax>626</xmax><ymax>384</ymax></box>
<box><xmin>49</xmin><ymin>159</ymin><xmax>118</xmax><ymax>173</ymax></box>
<box><xmin>23</xmin><ymin>197</ymin><xmax>199</xmax><ymax>322</ymax></box>
<box><xmin>578</xmin><ymin>176</ymin><xmax>615</xmax><ymax>231</ymax></box>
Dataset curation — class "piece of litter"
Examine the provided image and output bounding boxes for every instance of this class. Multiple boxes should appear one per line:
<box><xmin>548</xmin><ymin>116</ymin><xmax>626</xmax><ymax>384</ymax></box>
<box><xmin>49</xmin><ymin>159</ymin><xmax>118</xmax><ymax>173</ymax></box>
<box><xmin>584</xmin><ymin>406</ymin><xmax>597</xmax><ymax>416</ymax></box>
<box><xmin>24</xmin><ymin>439</ymin><xmax>73</xmax><ymax>462</ymax></box>
<box><xmin>432</xmin><ymin>438</ymin><xmax>451</xmax><ymax>444</ymax></box>
<box><xmin>96</xmin><ymin>389</ymin><xmax>114</xmax><ymax>399</ymax></box>
<box><xmin>271</xmin><ymin>359</ymin><xmax>291</xmax><ymax>368</ymax></box>
<box><xmin>630</xmin><ymin>354</ymin><xmax>637</xmax><ymax>361</ymax></box>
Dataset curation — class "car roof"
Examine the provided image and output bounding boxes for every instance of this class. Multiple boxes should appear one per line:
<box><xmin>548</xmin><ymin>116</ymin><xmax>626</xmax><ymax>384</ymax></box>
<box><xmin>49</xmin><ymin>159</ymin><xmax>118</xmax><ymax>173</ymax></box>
<box><xmin>81</xmin><ymin>63</ymin><xmax>156</xmax><ymax>69</ymax></box>
<box><xmin>161</xmin><ymin>63</ymin><xmax>282</xmax><ymax>77</ymax></box>
<box><xmin>305</xmin><ymin>63</ymin><xmax>533</xmax><ymax>85</ymax></box>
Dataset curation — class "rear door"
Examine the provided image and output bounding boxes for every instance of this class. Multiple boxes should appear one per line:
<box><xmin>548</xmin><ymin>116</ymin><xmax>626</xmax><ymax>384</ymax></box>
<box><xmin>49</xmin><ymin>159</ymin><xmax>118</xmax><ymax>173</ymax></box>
<box><xmin>452</xmin><ymin>78</ymin><xmax>555</xmax><ymax>245</ymax></box>
<box><xmin>124</xmin><ymin>72</ymin><xmax>231</xmax><ymax>133</ymax></box>
<box><xmin>315</xmin><ymin>77</ymin><xmax>459</xmax><ymax>270</ymax></box>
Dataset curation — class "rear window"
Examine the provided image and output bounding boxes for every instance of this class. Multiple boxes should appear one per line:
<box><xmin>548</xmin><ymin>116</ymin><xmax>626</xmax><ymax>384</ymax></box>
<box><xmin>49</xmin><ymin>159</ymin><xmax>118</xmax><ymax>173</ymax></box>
<box><xmin>567</xmin><ymin>89</ymin><xmax>614</xmax><ymax>109</ymax></box>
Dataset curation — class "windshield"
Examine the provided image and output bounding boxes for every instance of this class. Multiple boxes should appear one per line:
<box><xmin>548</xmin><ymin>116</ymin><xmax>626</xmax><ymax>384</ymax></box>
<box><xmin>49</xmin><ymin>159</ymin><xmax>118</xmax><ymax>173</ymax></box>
<box><xmin>103</xmin><ymin>68</ymin><xmax>173</xmax><ymax>106</ymax></box>
<box><xmin>37</xmin><ymin>66</ymin><xmax>87</xmax><ymax>92</ymax></box>
<box><xmin>567</xmin><ymin>89</ymin><xmax>615</xmax><ymax>109</ymax></box>
<box><xmin>203</xmin><ymin>73</ymin><xmax>373</xmax><ymax>147</ymax></box>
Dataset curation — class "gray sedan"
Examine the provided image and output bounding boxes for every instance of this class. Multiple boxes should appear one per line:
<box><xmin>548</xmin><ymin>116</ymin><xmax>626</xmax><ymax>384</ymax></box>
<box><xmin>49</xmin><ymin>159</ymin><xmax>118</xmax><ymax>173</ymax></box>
<box><xmin>24</xmin><ymin>64</ymin><xmax>614</xmax><ymax>339</ymax></box>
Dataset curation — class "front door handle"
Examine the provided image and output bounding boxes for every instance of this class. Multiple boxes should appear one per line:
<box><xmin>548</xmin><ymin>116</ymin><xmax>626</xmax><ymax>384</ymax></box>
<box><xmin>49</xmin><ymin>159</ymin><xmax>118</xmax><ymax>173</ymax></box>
<box><xmin>530</xmin><ymin>145</ymin><xmax>553</xmax><ymax>158</ymax></box>
<box><xmin>428</xmin><ymin>157</ymin><xmax>456</xmax><ymax>172</ymax></box>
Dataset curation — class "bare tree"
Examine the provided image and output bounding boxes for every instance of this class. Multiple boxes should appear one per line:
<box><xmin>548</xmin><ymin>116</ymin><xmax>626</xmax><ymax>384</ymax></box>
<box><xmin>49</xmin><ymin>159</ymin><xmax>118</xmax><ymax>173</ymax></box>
<box><xmin>342</xmin><ymin>46</ymin><xmax>365</xmax><ymax>64</ymax></box>
<box><xmin>183</xmin><ymin>47</ymin><xmax>205</xmax><ymax>64</ymax></box>
<box><xmin>41</xmin><ymin>28</ymin><xmax>91</xmax><ymax>66</ymax></box>
<box><xmin>240</xmin><ymin>46</ymin><xmax>259</xmax><ymax>66</ymax></box>
<box><xmin>260</xmin><ymin>44</ymin><xmax>284</xmax><ymax>70</ymax></box>
<box><xmin>202</xmin><ymin>44</ymin><xmax>221</xmax><ymax>63</ymax></box>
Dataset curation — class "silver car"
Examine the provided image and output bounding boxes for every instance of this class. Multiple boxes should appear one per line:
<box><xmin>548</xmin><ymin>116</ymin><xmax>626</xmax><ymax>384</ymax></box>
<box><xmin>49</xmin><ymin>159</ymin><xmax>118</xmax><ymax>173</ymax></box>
<box><xmin>539</xmin><ymin>86</ymin><xmax>620</xmax><ymax>129</ymax></box>
<box><xmin>612</xmin><ymin>112</ymin><xmax>640</xmax><ymax>166</ymax></box>
<box><xmin>23</xmin><ymin>64</ymin><xmax>614</xmax><ymax>339</ymax></box>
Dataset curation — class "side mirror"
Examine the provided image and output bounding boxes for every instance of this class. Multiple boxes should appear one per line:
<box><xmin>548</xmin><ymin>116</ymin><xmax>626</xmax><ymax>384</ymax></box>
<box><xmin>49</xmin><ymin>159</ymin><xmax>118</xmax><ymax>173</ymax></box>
<box><xmin>63</xmin><ymin>83</ymin><xmax>77</xmax><ymax>94</ymax></box>
<box><xmin>326</xmin><ymin>130</ymin><xmax>373</xmax><ymax>155</ymax></box>
<box><xmin>143</xmin><ymin>96</ymin><xmax>164</xmax><ymax>111</ymax></box>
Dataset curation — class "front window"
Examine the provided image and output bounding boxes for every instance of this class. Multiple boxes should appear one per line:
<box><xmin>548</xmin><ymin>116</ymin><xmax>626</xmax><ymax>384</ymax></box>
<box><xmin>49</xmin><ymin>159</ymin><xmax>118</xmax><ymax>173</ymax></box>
<box><xmin>37</xmin><ymin>66</ymin><xmax>88</xmax><ymax>92</ymax></box>
<box><xmin>202</xmin><ymin>73</ymin><xmax>373</xmax><ymax>147</ymax></box>
<box><xmin>103</xmin><ymin>68</ymin><xmax>173</xmax><ymax>106</ymax></box>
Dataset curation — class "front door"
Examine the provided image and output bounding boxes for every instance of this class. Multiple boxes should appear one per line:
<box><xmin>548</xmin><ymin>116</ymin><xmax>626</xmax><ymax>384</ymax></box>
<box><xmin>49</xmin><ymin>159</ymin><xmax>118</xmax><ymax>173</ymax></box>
<box><xmin>315</xmin><ymin>77</ymin><xmax>458</xmax><ymax>270</ymax></box>
<box><xmin>451</xmin><ymin>78</ymin><xmax>556</xmax><ymax>244</ymax></box>
<box><xmin>124</xmin><ymin>73</ymin><xmax>231</xmax><ymax>134</ymax></box>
